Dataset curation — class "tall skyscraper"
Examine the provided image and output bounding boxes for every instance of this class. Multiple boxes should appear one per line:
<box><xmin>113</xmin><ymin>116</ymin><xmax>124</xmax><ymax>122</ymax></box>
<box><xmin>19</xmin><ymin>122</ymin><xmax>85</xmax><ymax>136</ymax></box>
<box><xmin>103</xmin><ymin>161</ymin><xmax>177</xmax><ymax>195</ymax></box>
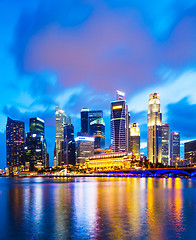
<box><xmin>55</xmin><ymin>106</ymin><xmax>71</xmax><ymax>166</ymax></box>
<box><xmin>24</xmin><ymin>117</ymin><xmax>48</xmax><ymax>170</ymax></box>
<box><xmin>30</xmin><ymin>117</ymin><xmax>45</xmax><ymax>137</ymax></box>
<box><xmin>147</xmin><ymin>93</ymin><xmax>162</xmax><ymax>164</ymax></box>
<box><xmin>162</xmin><ymin>124</ymin><xmax>170</xmax><ymax>165</ymax></box>
<box><xmin>75</xmin><ymin>136</ymin><xmax>94</xmax><ymax>165</ymax></box>
<box><xmin>64</xmin><ymin>124</ymin><xmax>75</xmax><ymax>165</ymax></box>
<box><xmin>88</xmin><ymin>110</ymin><xmax>103</xmax><ymax>131</ymax></box>
<box><xmin>81</xmin><ymin>108</ymin><xmax>89</xmax><ymax>134</ymax></box>
<box><xmin>111</xmin><ymin>91</ymin><xmax>129</xmax><ymax>152</ymax></box>
<box><xmin>6</xmin><ymin>117</ymin><xmax>25</xmax><ymax>167</ymax></box>
<box><xmin>89</xmin><ymin>118</ymin><xmax>105</xmax><ymax>154</ymax></box>
<box><xmin>130</xmin><ymin>123</ymin><xmax>140</xmax><ymax>160</ymax></box>
<box><xmin>184</xmin><ymin>140</ymin><xmax>196</xmax><ymax>164</ymax></box>
<box><xmin>170</xmin><ymin>132</ymin><xmax>180</xmax><ymax>166</ymax></box>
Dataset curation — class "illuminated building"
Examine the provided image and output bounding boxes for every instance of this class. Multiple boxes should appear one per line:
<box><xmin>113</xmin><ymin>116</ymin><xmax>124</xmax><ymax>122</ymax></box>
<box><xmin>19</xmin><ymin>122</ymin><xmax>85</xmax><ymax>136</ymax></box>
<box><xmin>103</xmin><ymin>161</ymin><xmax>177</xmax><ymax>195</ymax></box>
<box><xmin>88</xmin><ymin>110</ymin><xmax>103</xmax><ymax>130</ymax></box>
<box><xmin>55</xmin><ymin>106</ymin><xmax>71</xmax><ymax>166</ymax></box>
<box><xmin>89</xmin><ymin>118</ymin><xmax>105</xmax><ymax>154</ymax></box>
<box><xmin>75</xmin><ymin>136</ymin><xmax>94</xmax><ymax>165</ymax></box>
<box><xmin>162</xmin><ymin>124</ymin><xmax>170</xmax><ymax>165</ymax></box>
<box><xmin>111</xmin><ymin>90</ymin><xmax>129</xmax><ymax>152</ymax></box>
<box><xmin>6</xmin><ymin>117</ymin><xmax>25</xmax><ymax>167</ymax></box>
<box><xmin>30</xmin><ymin>117</ymin><xmax>44</xmax><ymax>138</ymax></box>
<box><xmin>130</xmin><ymin>123</ymin><xmax>140</xmax><ymax>160</ymax></box>
<box><xmin>170</xmin><ymin>132</ymin><xmax>180</xmax><ymax>166</ymax></box>
<box><xmin>81</xmin><ymin>108</ymin><xmax>89</xmax><ymax>134</ymax></box>
<box><xmin>24</xmin><ymin>117</ymin><xmax>48</xmax><ymax>170</ymax></box>
<box><xmin>147</xmin><ymin>93</ymin><xmax>162</xmax><ymax>164</ymax></box>
<box><xmin>85</xmin><ymin>152</ymin><xmax>136</xmax><ymax>170</ymax></box>
<box><xmin>184</xmin><ymin>140</ymin><xmax>196</xmax><ymax>164</ymax></box>
<box><xmin>64</xmin><ymin>124</ymin><xmax>76</xmax><ymax>165</ymax></box>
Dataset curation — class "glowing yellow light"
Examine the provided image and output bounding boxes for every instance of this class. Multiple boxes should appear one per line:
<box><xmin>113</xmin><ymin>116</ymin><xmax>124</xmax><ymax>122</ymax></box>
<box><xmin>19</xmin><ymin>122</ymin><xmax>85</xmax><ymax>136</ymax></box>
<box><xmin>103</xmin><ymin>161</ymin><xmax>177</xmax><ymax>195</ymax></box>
<box><xmin>112</xmin><ymin>105</ymin><xmax>122</xmax><ymax>110</ymax></box>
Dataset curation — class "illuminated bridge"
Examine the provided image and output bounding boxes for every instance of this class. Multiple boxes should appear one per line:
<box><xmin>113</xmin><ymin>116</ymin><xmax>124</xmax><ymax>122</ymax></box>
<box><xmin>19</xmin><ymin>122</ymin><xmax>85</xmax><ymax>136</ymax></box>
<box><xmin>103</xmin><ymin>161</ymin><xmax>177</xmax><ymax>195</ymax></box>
<box><xmin>99</xmin><ymin>168</ymin><xmax>196</xmax><ymax>177</ymax></box>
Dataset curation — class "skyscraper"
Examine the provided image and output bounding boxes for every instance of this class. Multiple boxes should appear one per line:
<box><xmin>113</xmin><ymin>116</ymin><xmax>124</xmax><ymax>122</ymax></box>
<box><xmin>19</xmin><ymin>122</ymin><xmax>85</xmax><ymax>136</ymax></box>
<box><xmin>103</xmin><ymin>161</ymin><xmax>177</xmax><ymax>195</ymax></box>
<box><xmin>89</xmin><ymin>118</ymin><xmax>105</xmax><ymax>154</ymax></box>
<box><xmin>162</xmin><ymin>124</ymin><xmax>170</xmax><ymax>165</ymax></box>
<box><xmin>30</xmin><ymin>117</ymin><xmax>45</xmax><ymax>137</ymax></box>
<box><xmin>64</xmin><ymin>124</ymin><xmax>75</xmax><ymax>165</ymax></box>
<box><xmin>55</xmin><ymin>106</ymin><xmax>71</xmax><ymax>166</ymax></box>
<box><xmin>130</xmin><ymin>123</ymin><xmax>140</xmax><ymax>160</ymax></box>
<box><xmin>24</xmin><ymin>117</ymin><xmax>48</xmax><ymax>170</ymax></box>
<box><xmin>88</xmin><ymin>110</ymin><xmax>103</xmax><ymax>131</ymax></box>
<box><xmin>170</xmin><ymin>132</ymin><xmax>180</xmax><ymax>166</ymax></box>
<box><xmin>81</xmin><ymin>108</ymin><xmax>89</xmax><ymax>134</ymax></box>
<box><xmin>147</xmin><ymin>93</ymin><xmax>162</xmax><ymax>164</ymax></box>
<box><xmin>111</xmin><ymin>91</ymin><xmax>129</xmax><ymax>152</ymax></box>
<box><xmin>184</xmin><ymin>140</ymin><xmax>196</xmax><ymax>164</ymax></box>
<box><xmin>75</xmin><ymin>136</ymin><xmax>94</xmax><ymax>165</ymax></box>
<box><xmin>6</xmin><ymin>117</ymin><xmax>25</xmax><ymax>167</ymax></box>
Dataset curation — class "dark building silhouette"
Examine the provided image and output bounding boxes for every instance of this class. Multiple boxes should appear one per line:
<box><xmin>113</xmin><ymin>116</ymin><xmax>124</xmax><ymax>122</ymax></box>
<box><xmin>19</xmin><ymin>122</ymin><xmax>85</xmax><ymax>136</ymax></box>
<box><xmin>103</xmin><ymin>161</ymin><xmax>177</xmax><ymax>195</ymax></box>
<box><xmin>6</xmin><ymin>117</ymin><xmax>25</xmax><ymax>167</ymax></box>
<box><xmin>184</xmin><ymin>140</ymin><xmax>196</xmax><ymax>164</ymax></box>
<box><xmin>81</xmin><ymin>108</ymin><xmax>89</xmax><ymax>134</ymax></box>
<box><xmin>64</xmin><ymin>124</ymin><xmax>75</xmax><ymax>165</ymax></box>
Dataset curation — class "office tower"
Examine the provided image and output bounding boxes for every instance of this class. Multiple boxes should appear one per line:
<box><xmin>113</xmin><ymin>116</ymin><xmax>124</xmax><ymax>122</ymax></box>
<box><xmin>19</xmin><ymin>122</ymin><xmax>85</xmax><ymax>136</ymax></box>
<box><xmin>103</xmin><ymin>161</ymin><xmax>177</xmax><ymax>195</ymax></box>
<box><xmin>75</xmin><ymin>136</ymin><xmax>94</xmax><ymax>165</ymax></box>
<box><xmin>184</xmin><ymin>140</ymin><xmax>196</xmax><ymax>164</ymax></box>
<box><xmin>162</xmin><ymin>124</ymin><xmax>170</xmax><ymax>165</ymax></box>
<box><xmin>24</xmin><ymin>117</ymin><xmax>48</xmax><ymax>170</ymax></box>
<box><xmin>64</xmin><ymin>124</ymin><xmax>75</xmax><ymax>165</ymax></box>
<box><xmin>89</xmin><ymin>118</ymin><xmax>105</xmax><ymax>154</ymax></box>
<box><xmin>170</xmin><ymin>132</ymin><xmax>180</xmax><ymax>166</ymax></box>
<box><xmin>147</xmin><ymin>93</ymin><xmax>162</xmax><ymax>164</ymax></box>
<box><xmin>111</xmin><ymin>90</ymin><xmax>129</xmax><ymax>153</ymax></box>
<box><xmin>55</xmin><ymin>106</ymin><xmax>71</xmax><ymax>166</ymax></box>
<box><xmin>81</xmin><ymin>108</ymin><xmax>89</xmax><ymax>134</ymax></box>
<box><xmin>130</xmin><ymin>123</ymin><xmax>140</xmax><ymax>160</ymax></box>
<box><xmin>88</xmin><ymin>110</ymin><xmax>103</xmax><ymax>130</ymax></box>
<box><xmin>30</xmin><ymin>117</ymin><xmax>44</xmax><ymax>137</ymax></box>
<box><xmin>6</xmin><ymin>117</ymin><xmax>25</xmax><ymax>167</ymax></box>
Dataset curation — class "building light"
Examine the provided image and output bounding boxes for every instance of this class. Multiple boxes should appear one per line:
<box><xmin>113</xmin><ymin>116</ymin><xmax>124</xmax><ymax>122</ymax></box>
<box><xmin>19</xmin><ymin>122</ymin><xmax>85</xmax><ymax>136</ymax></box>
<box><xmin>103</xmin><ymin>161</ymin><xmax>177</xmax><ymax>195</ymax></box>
<box><xmin>112</xmin><ymin>105</ymin><xmax>123</xmax><ymax>110</ymax></box>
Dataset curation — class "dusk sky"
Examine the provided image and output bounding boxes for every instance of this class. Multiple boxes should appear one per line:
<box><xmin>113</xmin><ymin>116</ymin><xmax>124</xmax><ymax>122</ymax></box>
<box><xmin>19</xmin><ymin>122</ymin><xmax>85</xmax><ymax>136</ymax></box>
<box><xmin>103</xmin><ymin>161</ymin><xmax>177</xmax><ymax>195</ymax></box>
<box><xmin>1</xmin><ymin>0</ymin><xmax>196</xmax><ymax>168</ymax></box>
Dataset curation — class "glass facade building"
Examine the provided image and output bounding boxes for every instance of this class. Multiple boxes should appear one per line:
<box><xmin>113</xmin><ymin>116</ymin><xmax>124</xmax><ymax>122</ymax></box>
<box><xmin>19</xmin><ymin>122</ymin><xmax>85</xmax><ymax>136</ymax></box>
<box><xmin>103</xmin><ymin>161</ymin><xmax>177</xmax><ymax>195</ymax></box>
<box><xmin>184</xmin><ymin>140</ymin><xmax>196</xmax><ymax>164</ymax></box>
<box><xmin>30</xmin><ymin>117</ymin><xmax>44</xmax><ymax>138</ymax></box>
<box><xmin>55</xmin><ymin>106</ymin><xmax>71</xmax><ymax>166</ymax></box>
<box><xmin>111</xmin><ymin>91</ymin><xmax>129</xmax><ymax>153</ymax></box>
<box><xmin>6</xmin><ymin>117</ymin><xmax>25</xmax><ymax>167</ymax></box>
<box><xmin>162</xmin><ymin>124</ymin><xmax>170</xmax><ymax>165</ymax></box>
<box><xmin>81</xmin><ymin>108</ymin><xmax>89</xmax><ymax>134</ymax></box>
<box><xmin>147</xmin><ymin>93</ymin><xmax>162</xmax><ymax>164</ymax></box>
<box><xmin>89</xmin><ymin>118</ymin><xmax>105</xmax><ymax>154</ymax></box>
<box><xmin>170</xmin><ymin>132</ymin><xmax>180</xmax><ymax>166</ymax></box>
<box><xmin>75</xmin><ymin>136</ymin><xmax>94</xmax><ymax>165</ymax></box>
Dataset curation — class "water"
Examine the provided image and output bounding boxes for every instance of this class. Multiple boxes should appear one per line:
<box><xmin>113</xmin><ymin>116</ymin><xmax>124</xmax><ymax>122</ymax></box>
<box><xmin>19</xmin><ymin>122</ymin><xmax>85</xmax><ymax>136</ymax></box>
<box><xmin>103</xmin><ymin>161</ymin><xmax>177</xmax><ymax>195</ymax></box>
<box><xmin>0</xmin><ymin>177</ymin><xmax>196</xmax><ymax>240</ymax></box>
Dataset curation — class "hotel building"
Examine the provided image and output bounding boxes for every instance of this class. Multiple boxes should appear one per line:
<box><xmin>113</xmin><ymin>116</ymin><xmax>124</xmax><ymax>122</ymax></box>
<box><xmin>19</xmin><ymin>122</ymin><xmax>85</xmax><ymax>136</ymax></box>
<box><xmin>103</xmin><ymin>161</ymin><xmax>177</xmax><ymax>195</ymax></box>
<box><xmin>147</xmin><ymin>93</ymin><xmax>162</xmax><ymax>164</ymax></box>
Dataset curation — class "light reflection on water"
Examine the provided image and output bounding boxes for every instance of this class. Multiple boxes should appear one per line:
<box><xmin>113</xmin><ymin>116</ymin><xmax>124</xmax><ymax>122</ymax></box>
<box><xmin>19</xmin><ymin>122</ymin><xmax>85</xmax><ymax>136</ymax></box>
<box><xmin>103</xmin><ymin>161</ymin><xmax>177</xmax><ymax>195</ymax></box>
<box><xmin>0</xmin><ymin>177</ymin><xmax>196</xmax><ymax>240</ymax></box>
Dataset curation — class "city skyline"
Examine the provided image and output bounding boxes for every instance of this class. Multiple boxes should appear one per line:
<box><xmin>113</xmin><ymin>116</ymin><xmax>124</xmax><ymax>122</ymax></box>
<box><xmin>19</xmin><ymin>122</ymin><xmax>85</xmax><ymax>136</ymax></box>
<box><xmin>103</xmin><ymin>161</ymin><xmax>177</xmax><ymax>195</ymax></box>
<box><xmin>1</xmin><ymin>0</ymin><xmax>196</xmax><ymax>168</ymax></box>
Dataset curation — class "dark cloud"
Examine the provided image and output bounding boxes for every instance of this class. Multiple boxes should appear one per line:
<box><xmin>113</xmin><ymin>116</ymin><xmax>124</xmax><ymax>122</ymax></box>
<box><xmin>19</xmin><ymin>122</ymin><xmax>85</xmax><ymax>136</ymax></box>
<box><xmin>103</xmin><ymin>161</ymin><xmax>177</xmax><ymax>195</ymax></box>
<box><xmin>167</xmin><ymin>97</ymin><xmax>196</xmax><ymax>139</ymax></box>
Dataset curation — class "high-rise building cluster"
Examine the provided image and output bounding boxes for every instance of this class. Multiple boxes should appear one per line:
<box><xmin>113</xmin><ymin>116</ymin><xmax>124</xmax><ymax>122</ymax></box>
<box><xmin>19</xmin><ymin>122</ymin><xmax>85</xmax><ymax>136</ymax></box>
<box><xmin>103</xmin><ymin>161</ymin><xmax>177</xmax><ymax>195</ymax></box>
<box><xmin>6</xmin><ymin>90</ymin><xmax>196</xmax><ymax>171</ymax></box>
<box><xmin>6</xmin><ymin>117</ymin><xmax>49</xmax><ymax>173</ymax></box>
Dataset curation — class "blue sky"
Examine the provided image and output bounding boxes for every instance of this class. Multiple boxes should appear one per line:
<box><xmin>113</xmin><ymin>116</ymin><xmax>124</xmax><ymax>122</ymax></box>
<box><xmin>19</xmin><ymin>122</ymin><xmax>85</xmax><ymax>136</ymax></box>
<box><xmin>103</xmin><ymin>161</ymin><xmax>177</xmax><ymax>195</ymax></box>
<box><xmin>0</xmin><ymin>0</ymin><xmax>196</xmax><ymax>168</ymax></box>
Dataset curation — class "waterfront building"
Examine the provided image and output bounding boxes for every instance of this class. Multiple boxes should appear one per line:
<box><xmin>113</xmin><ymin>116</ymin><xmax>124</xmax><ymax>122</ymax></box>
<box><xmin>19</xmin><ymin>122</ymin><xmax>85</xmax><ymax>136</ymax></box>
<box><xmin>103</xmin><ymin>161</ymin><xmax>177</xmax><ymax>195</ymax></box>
<box><xmin>162</xmin><ymin>124</ymin><xmax>170</xmax><ymax>165</ymax></box>
<box><xmin>147</xmin><ymin>93</ymin><xmax>162</xmax><ymax>164</ymax></box>
<box><xmin>170</xmin><ymin>132</ymin><xmax>180</xmax><ymax>166</ymax></box>
<box><xmin>111</xmin><ymin>90</ymin><xmax>129</xmax><ymax>152</ymax></box>
<box><xmin>89</xmin><ymin>118</ymin><xmax>105</xmax><ymax>154</ymax></box>
<box><xmin>64</xmin><ymin>124</ymin><xmax>76</xmax><ymax>165</ymax></box>
<box><xmin>184</xmin><ymin>140</ymin><xmax>196</xmax><ymax>164</ymax></box>
<box><xmin>88</xmin><ymin>110</ymin><xmax>103</xmax><ymax>130</ymax></box>
<box><xmin>24</xmin><ymin>117</ymin><xmax>48</xmax><ymax>170</ymax></box>
<box><xmin>55</xmin><ymin>106</ymin><xmax>71</xmax><ymax>166</ymax></box>
<box><xmin>75</xmin><ymin>136</ymin><xmax>94</xmax><ymax>165</ymax></box>
<box><xmin>85</xmin><ymin>152</ymin><xmax>136</xmax><ymax>170</ymax></box>
<box><xmin>6</xmin><ymin>117</ymin><xmax>25</xmax><ymax>167</ymax></box>
<box><xmin>130</xmin><ymin>123</ymin><xmax>140</xmax><ymax>160</ymax></box>
<box><xmin>81</xmin><ymin>108</ymin><xmax>89</xmax><ymax>134</ymax></box>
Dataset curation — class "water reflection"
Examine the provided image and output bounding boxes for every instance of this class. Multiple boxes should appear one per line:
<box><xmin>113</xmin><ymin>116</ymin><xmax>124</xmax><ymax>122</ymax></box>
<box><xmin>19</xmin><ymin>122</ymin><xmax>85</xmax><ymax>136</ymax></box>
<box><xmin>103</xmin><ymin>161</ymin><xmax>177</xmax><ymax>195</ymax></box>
<box><xmin>0</xmin><ymin>177</ymin><xmax>196</xmax><ymax>240</ymax></box>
